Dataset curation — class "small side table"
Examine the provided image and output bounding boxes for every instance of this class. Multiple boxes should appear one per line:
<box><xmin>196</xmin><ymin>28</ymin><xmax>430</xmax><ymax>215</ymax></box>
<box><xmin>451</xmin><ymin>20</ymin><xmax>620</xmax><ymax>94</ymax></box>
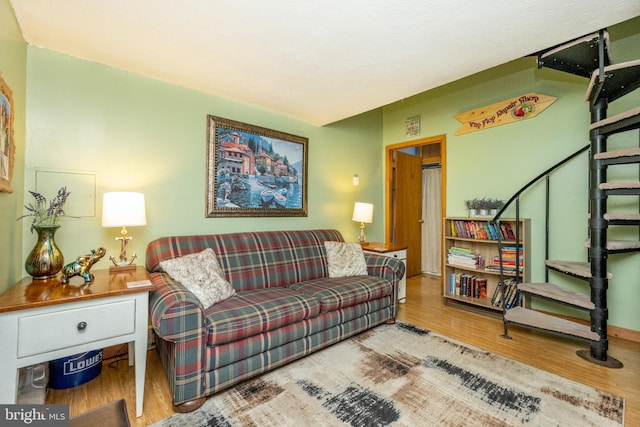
<box><xmin>0</xmin><ymin>267</ymin><xmax>154</xmax><ymax>417</ymax></box>
<box><xmin>361</xmin><ymin>242</ymin><xmax>408</xmax><ymax>303</ymax></box>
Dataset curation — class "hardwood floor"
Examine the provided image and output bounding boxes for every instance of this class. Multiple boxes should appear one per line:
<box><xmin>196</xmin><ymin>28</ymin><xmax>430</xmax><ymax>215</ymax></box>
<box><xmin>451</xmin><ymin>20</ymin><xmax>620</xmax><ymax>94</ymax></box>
<box><xmin>47</xmin><ymin>274</ymin><xmax>639</xmax><ymax>426</ymax></box>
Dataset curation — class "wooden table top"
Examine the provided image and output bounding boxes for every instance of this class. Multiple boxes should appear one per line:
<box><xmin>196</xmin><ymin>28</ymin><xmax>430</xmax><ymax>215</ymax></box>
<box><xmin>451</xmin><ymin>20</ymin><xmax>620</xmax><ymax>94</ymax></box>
<box><xmin>0</xmin><ymin>266</ymin><xmax>154</xmax><ymax>314</ymax></box>
<box><xmin>361</xmin><ymin>242</ymin><xmax>408</xmax><ymax>253</ymax></box>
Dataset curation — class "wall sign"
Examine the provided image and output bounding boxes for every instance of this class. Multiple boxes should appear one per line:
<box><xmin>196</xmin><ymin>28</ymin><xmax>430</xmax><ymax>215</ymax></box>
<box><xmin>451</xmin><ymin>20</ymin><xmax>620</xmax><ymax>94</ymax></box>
<box><xmin>405</xmin><ymin>115</ymin><xmax>420</xmax><ymax>137</ymax></box>
<box><xmin>454</xmin><ymin>93</ymin><xmax>557</xmax><ymax>135</ymax></box>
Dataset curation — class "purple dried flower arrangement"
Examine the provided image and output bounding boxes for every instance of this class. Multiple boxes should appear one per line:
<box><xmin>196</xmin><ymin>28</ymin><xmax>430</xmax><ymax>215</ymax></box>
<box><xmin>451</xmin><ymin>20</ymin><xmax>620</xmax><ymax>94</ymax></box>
<box><xmin>17</xmin><ymin>186</ymin><xmax>73</xmax><ymax>233</ymax></box>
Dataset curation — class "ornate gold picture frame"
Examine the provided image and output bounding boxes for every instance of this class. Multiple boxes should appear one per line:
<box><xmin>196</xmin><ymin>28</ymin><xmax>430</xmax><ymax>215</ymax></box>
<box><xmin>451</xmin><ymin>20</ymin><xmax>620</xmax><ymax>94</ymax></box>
<box><xmin>206</xmin><ymin>115</ymin><xmax>308</xmax><ymax>217</ymax></box>
<box><xmin>0</xmin><ymin>74</ymin><xmax>15</xmax><ymax>193</ymax></box>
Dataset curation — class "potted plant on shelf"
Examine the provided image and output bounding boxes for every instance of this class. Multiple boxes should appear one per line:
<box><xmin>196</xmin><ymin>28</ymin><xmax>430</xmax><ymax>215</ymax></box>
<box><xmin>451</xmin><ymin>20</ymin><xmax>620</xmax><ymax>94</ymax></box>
<box><xmin>465</xmin><ymin>197</ymin><xmax>505</xmax><ymax>217</ymax></box>
<box><xmin>464</xmin><ymin>198</ymin><xmax>481</xmax><ymax>217</ymax></box>
<box><xmin>477</xmin><ymin>197</ymin><xmax>492</xmax><ymax>216</ymax></box>
<box><xmin>487</xmin><ymin>198</ymin><xmax>505</xmax><ymax>217</ymax></box>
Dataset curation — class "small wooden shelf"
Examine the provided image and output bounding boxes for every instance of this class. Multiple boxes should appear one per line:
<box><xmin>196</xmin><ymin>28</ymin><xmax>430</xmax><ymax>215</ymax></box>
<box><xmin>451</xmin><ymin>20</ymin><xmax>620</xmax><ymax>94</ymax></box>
<box><xmin>442</xmin><ymin>217</ymin><xmax>530</xmax><ymax>314</ymax></box>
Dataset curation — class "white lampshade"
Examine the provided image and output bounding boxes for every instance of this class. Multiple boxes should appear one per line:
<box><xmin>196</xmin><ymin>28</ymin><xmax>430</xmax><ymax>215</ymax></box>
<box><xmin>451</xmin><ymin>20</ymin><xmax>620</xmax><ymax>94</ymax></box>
<box><xmin>352</xmin><ymin>202</ymin><xmax>373</xmax><ymax>224</ymax></box>
<box><xmin>102</xmin><ymin>192</ymin><xmax>147</xmax><ymax>227</ymax></box>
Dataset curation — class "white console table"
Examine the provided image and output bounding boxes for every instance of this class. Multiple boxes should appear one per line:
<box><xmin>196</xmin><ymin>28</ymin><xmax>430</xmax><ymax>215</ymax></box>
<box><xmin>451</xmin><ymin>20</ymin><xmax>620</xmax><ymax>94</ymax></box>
<box><xmin>0</xmin><ymin>267</ymin><xmax>154</xmax><ymax>417</ymax></box>
<box><xmin>361</xmin><ymin>242</ymin><xmax>408</xmax><ymax>303</ymax></box>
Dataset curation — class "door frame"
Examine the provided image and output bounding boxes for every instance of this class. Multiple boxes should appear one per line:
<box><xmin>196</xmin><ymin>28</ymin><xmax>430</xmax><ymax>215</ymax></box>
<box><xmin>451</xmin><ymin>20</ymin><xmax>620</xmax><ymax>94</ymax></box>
<box><xmin>385</xmin><ymin>134</ymin><xmax>447</xmax><ymax>272</ymax></box>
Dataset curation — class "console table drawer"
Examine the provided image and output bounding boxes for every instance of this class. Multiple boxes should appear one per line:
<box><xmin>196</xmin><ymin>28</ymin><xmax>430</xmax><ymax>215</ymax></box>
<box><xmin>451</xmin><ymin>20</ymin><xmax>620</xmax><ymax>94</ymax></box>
<box><xmin>17</xmin><ymin>299</ymin><xmax>136</xmax><ymax>358</ymax></box>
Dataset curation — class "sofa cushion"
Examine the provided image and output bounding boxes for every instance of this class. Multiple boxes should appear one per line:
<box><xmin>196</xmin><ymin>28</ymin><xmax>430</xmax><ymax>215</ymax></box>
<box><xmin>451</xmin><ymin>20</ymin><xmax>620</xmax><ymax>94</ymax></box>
<box><xmin>324</xmin><ymin>241</ymin><xmax>368</xmax><ymax>278</ymax></box>
<box><xmin>288</xmin><ymin>276</ymin><xmax>392</xmax><ymax>312</ymax></box>
<box><xmin>205</xmin><ymin>288</ymin><xmax>321</xmax><ymax>346</ymax></box>
<box><xmin>159</xmin><ymin>248</ymin><xmax>235</xmax><ymax>308</ymax></box>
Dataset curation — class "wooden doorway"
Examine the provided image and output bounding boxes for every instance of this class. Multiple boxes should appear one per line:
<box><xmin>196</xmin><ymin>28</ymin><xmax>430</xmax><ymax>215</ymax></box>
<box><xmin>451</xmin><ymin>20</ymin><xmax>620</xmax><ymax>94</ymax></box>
<box><xmin>385</xmin><ymin>135</ymin><xmax>446</xmax><ymax>277</ymax></box>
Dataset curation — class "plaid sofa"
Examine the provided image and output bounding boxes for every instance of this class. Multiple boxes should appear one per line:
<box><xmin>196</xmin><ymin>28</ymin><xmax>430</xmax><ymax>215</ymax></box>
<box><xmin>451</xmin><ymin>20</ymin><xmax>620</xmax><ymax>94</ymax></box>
<box><xmin>146</xmin><ymin>229</ymin><xmax>405</xmax><ymax>410</ymax></box>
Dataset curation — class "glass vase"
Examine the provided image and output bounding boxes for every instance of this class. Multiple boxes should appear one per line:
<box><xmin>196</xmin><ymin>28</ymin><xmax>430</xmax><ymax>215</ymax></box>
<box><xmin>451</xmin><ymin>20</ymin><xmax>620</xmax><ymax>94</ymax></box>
<box><xmin>25</xmin><ymin>225</ymin><xmax>64</xmax><ymax>280</ymax></box>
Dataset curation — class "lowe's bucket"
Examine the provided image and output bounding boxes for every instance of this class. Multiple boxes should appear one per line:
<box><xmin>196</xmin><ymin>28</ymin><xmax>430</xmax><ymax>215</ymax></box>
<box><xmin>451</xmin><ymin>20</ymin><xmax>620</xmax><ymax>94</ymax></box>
<box><xmin>49</xmin><ymin>349</ymin><xmax>103</xmax><ymax>389</ymax></box>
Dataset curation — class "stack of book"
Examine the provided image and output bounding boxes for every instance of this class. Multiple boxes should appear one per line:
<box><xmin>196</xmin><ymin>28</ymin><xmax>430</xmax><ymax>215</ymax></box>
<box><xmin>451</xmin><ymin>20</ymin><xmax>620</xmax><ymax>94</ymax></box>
<box><xmin>447</xmin><ymin>246</ymin><xmax>484</xmax><ymax>270</ymax></box>
<box><xmin>485</xmin><ymin>245</ymin><xmax>524</xmax><ymax>274</ymax></box>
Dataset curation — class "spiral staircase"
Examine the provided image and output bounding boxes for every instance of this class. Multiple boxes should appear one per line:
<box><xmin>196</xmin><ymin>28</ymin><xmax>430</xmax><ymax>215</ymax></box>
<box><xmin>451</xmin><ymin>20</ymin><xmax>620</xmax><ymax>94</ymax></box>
<box><xmin>500</xmin><ymin>30</ymin><xmax>640</xmax><ymax>368</ymax></box>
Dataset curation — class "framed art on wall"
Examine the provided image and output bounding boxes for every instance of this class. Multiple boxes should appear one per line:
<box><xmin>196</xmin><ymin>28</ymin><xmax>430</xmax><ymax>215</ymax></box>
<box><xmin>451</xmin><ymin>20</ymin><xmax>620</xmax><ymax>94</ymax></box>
<box><xmin>206</xmin><ymin>115</ymin><xmax>308</xmax><ymax>217</ymax></box>
<box><xmin>0</xmin><ymin>74</ymin><xmax>15</xmax><ymax>193</ymax></box>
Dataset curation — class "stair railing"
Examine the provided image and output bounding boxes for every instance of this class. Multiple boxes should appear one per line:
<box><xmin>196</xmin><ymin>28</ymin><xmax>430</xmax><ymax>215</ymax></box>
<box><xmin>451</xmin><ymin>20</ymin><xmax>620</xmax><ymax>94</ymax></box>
<box><xmin>492</xmin><ymin>144</ymin><xmax>591</xmax><ymax>304</ymax></box>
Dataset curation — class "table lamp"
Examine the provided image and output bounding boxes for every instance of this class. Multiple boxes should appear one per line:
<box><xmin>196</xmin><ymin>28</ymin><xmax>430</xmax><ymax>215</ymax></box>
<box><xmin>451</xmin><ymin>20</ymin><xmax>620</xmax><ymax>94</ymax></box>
<box><xmin>352</xmin><ymin>202</ymin><xmax>373</xmax><ymax>243</ymax></box>
<box><xmin>102</xmin><ymin>192</ymin><xmax>147</xmax><ymax>272</ymax></box>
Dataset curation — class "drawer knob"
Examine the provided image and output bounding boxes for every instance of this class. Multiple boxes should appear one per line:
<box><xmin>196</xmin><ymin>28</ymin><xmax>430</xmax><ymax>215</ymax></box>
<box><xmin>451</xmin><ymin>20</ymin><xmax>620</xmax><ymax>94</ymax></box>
<box><xmin>77</xmin><ymin>321</ymin><xmax>87</xmax><ymax>331</ymax></box>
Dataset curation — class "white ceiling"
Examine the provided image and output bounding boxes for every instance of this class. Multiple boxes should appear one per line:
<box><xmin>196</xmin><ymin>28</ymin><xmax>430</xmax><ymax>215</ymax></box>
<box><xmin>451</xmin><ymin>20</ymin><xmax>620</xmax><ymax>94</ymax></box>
<box><xmin>9</xmin><ymin>0</ymin><xmax>640</xmax><ymax>125</ymax></box>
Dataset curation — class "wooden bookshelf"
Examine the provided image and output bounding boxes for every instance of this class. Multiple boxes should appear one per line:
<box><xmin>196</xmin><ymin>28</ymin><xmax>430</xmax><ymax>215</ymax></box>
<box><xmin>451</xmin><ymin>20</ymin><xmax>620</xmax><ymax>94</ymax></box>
<box><xmin>442</xmin><ymin>217</ymin><xmax>530</xmax><ymax>314</ymax></box>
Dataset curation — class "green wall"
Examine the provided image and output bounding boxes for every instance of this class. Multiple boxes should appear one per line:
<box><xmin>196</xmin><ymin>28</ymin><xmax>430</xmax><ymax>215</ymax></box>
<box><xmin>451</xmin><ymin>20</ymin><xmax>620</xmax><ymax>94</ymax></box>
<box><xmin>382</xmin><ymin>16</ymin><xmax>640</xmax><ymax>332</ymax></box>
<box><xmin>21</xmin><ymin>47</ymin><xmax>384</xmax><ymax>282</ymax></box>
<box><xmin>0</xmin><ymin>0</ymin><xmax>26</xmax><ymax>293</ymax></box>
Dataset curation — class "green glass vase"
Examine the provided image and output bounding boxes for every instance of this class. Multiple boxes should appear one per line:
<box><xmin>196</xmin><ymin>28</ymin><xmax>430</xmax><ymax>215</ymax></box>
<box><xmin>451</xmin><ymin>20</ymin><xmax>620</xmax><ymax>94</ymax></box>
<box><xmin>25</xmin><ymin>225</ymin><xmax>64</xmax><ymax>279</ymax></box>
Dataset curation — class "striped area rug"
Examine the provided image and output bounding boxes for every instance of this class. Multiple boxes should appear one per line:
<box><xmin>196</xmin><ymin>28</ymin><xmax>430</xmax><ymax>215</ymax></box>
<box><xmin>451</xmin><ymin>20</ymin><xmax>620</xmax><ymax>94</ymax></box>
<box><xmin>152</xmin><ymin>322</ymin><xmax>624</xmax><ymax>426</ymax></box>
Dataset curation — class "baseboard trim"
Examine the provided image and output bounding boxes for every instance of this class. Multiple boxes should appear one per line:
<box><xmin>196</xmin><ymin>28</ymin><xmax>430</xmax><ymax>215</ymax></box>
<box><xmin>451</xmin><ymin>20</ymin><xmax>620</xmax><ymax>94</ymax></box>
<box><xmin>608</xmin><ymin>324</ymin><xmax>640</xmax><ymax>343</ymax></box>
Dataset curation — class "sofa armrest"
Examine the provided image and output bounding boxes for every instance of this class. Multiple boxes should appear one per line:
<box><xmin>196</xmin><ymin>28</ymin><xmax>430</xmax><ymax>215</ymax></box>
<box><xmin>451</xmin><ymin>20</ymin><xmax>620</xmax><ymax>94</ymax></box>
<box><xmin>364</xmin><ymin>253</ymin><xmax>406</xmax><ymax>308</ymax></box>
<box><xmin>149</xmin><ymin>272</ymin><xmax>206</xmax><ymax>341</ymax></box>
<box><xmin>149</xmin><ymin>272</ymin><xmax>208</xmax><ymax>404</ymax></box>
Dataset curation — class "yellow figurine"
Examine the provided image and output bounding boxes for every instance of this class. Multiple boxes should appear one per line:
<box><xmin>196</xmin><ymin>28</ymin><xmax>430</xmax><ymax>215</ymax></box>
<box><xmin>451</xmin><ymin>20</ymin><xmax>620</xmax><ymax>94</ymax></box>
<box><xmin>61</xmin><ymin>247</ymin><xmax>106</xmax><ymax>283</ymax></box>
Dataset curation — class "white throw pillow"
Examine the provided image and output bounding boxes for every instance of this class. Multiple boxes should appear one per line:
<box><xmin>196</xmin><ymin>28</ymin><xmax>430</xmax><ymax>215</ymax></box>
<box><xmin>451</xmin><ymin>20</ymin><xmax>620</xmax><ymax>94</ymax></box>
<box><xmin>324</xmin><ymin>241</ymin><xmax>368</xmax><ymax>278</ymax></box>
<box><xmin>159</xmin><ymin>248</ymin><xmax>235</xmax><ymax>308</ymax></box>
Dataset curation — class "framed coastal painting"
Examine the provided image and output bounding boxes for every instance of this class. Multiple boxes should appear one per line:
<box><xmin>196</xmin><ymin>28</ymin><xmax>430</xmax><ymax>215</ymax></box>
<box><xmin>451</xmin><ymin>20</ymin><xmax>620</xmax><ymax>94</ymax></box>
<box><xmin>0</xmin><ymin>74</ymin><xmax>15</xmax><ymax>193</ymax></box>
<box><xmin>206</xmin><ymin>115</ymin><xmax>308</xmax><ymax>217</ymax></box>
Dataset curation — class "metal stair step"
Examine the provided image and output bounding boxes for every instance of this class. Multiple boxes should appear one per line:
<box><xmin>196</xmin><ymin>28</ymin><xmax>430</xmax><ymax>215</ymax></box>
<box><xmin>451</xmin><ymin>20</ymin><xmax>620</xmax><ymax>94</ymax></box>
<box><xmin>594</xmin><ymin>147</ymin><xmax>640</xmax><ymax>165</ymax></box>
<box><xmin>538</xmin><ymin>31</ymin><xmax>610</xmax><ymax>78</ymax></box>
<box><xmin>586</xmin><ymin>59</ymin><xmax>640</xmax><ymax>105</ymax></box>
<box><xmin>604</xmin><ymin>212</ymin><xmax>640</xmax><ymax>225</ymax></box>
<box><xmin>518</xmin><ymin>282</ymin><xmax>594</xmax><ymax>310</ymax></box>
<box><xmin>504</xmin><ymin>306</ymin><xmax>600</xmax><ymax>341</ymax></box>
<box><xmin>600</xmin><ymin>181</ymin><xmax>640</xmax><ymax>196</ymax></box>
<box><xmin>589</xmin><ymin>106</ymin><xmax>640</xmax><ymax>136</ymax></box>
<box><xmin>545</xmin><ymin>259</ymin><xmax>612</xmax><ymax>279</ymax></box>
<box><xmin>585</xmin><ymin>238</ymin><xmax>640</xmax><ymax>253</ymax></box>
<box><xmin>600</xmin><ymin>182</ymin><xmax>640</xmax><ymax>189</ymax></box>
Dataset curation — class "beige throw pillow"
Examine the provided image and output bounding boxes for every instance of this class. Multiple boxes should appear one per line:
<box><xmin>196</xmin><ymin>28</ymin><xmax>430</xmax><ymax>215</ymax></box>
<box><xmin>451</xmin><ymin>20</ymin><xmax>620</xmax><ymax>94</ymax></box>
<box><xmin>324</xmin><ymin>241</ymin><xmax>368</xmax><ymax>278</ymax></box>
<box><xmin>159</xmin><ymin>248</ymin><xmax>235</xmax><ymax>308</ymax></box>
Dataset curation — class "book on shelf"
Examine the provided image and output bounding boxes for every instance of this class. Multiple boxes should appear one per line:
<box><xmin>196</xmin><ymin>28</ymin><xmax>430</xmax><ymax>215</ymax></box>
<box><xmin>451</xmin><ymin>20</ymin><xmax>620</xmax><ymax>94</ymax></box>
<box><xmin>487</xmin><ymin>222</ymin><xmax>499</xmax><ymax>240</ymax></box>
<box><xmin>490</xmin><ymin>278</ymin><xmax>518</xmax><ymax>307</ymax></box>
<box><xmin>464</xmin><ymin>222</ymin><xmax>474</xmax><ymax>238</ymax></box>
<box><xmin>450</xmin><ymin>219</ymin><xmax>514</xmax><ymax>241</ymax></box>
<box><xmin>448</xmin><ymin>273</ymin><xmax>456</xmax><ymax>295</ymax></box>
<box><xmin>499</xmin><ymin>223</ymin><xmax>516</xmax><ymax>240</ymax></box>
<box><xmin>476</xmin><ymin>278</ymin><xmax>487</xmax><ymax>298</ymax></box>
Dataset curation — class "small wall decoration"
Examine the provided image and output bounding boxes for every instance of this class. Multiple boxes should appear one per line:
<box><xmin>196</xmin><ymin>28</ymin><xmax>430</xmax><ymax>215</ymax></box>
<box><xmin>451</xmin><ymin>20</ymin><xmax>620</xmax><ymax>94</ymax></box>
<box><xmin>0</xmin><ymin>74</ymin><xmax>15</xmax><ymax>193</ymax></box>
<box><xmin>405</xmin><ymin>115</ymin><xmax>420</xmax><ymax>137</ymax></box>
<box><xmin>454</xmin><ymin>93</ymin><xmax>557</xmax><ymax>135</ymax></box>
<box><xmin>206</xmin><ymin>115</ymin><xmax>308</xmax><ymax>217</ymax></box>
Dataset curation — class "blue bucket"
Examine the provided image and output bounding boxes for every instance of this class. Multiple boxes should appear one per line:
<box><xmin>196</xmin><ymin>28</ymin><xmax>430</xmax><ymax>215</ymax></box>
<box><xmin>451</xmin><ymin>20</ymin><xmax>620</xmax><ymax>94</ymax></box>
<box><xmin>48</xmin><ymin>349</ymin><xmax>103</xmax><ymax>389</ymax></box>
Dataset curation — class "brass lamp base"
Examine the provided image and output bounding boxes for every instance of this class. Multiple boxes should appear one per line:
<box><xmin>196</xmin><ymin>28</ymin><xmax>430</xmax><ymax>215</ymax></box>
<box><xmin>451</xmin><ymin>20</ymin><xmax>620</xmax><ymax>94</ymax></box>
<box><xmin>109</xmin><ymin>253</ymin><xmax>138</xmax><ymax>273</ymax></box>
<box><xmin>358</xmin><ymin>222</ymin><xmax>367</xmax><ymax>243</ymax></box>
<box><xmin>109</xmin><ymin>263</ymin><xmax>137</xmax><ymax>273</ymax></box>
